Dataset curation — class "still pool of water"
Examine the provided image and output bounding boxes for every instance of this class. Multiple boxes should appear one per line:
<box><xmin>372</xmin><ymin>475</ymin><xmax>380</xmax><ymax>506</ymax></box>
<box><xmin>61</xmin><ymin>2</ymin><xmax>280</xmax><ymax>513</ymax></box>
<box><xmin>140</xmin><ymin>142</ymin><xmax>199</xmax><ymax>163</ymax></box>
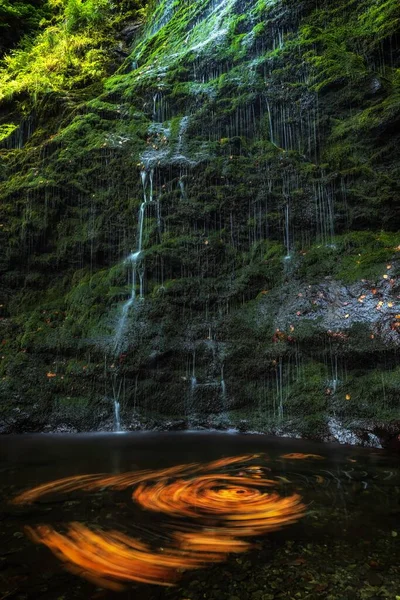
<box><xmin>0</xmin><ymin>432</ymin><xmax>399</xmax><ymax>600</ymax></box>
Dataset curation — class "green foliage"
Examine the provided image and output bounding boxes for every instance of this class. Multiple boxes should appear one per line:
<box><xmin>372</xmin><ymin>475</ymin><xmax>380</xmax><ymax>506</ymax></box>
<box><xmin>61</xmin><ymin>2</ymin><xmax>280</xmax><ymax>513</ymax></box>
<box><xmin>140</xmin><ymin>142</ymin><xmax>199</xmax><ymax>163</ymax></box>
<box><xmin>52</xmin><ymin>0</ymin><xmax>110</xmax><ymax>32</ymax></box>
<box><xmin>0</xmin><ymin>0</ymin><xmax>50</xmax><ymax>56</ymax></box>
<box><xmin>0</xmin><ymin>0</ymin><xmax>147</xmax><ymax>102</ymax></box>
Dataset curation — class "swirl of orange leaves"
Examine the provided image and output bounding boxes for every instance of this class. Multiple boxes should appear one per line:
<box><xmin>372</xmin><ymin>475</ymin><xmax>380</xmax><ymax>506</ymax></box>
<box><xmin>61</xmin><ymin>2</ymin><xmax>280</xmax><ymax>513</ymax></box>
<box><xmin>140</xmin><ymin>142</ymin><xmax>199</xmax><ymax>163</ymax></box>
<box><xmin>14</xmin><ymin>455</ymin><xmax>306</xmax><ymax>590</ymax></box>
<box><xmin>134</xmin><ymin>474</ymin><xmax>304</xmax><ymax>536</ymax></box>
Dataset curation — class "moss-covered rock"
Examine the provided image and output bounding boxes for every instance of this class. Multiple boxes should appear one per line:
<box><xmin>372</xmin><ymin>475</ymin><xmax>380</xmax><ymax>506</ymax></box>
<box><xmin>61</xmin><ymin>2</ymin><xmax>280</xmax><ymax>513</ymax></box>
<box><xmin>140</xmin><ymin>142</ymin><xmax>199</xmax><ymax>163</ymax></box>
<box><xmin>0</xmin><ymin>0</ymin><xmax>399</xmax><ymax>443</ymax></box>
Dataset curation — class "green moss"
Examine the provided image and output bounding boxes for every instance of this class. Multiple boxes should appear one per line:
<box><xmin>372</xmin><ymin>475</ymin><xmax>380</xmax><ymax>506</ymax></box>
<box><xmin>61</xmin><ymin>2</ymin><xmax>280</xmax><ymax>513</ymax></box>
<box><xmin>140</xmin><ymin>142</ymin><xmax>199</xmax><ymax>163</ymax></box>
<box><xmin>297</xmin><ymin>232</ymin><xmax>399</xmax><ymax>284</ymax></box>
<box><xmin>0</xmin><ymin>123</ymin><xmax>18</xmax><ymax>142</ymax></box>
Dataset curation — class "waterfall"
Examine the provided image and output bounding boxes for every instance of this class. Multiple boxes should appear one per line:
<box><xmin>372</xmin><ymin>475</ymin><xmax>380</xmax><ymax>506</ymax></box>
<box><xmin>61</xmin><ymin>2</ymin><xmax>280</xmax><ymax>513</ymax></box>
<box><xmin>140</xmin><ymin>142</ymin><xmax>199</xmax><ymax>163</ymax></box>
<box><xmin>113</xmin><ymin>173</ymin><xmax>150</xmax><ymax>351</ymax></box>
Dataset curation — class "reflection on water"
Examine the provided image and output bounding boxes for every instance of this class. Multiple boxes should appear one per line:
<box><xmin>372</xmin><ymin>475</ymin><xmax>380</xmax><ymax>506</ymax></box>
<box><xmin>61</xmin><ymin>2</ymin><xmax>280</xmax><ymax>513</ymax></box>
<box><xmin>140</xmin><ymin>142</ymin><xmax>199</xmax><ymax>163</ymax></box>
<box><xmin>1</xmin><ymin>432</ymin><xmax>400</xmax><ymax>600</ymax></box>
<box><xmin>15</xmin><ymin>455</ymin><xmax>305</xmax><ymax>589</ymax></box>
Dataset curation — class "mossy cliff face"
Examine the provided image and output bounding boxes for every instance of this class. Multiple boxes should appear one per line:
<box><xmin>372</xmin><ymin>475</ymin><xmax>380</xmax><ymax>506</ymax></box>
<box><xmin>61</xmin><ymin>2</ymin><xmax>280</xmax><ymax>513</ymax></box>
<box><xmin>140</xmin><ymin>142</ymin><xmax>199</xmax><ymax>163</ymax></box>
<box><xmin>0</xmin><ymin>0</ymin><xmax>399</xmax><ymax>445</ymax></box>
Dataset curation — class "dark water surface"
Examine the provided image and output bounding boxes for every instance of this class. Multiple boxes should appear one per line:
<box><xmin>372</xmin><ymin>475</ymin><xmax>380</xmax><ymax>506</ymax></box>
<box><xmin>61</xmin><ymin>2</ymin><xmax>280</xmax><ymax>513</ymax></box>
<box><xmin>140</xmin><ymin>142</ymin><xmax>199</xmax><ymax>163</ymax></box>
<box><xmin>0</xmin><ymin>432</ymin><xmax>399</xmax><ymax>600</ymax></box>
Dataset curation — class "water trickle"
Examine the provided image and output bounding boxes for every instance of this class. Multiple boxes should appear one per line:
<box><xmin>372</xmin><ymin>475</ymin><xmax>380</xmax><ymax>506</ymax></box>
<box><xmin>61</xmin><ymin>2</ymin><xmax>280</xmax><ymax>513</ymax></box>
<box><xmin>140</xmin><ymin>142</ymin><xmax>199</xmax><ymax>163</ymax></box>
<box><xmin>179</xmin><ymin>177</ymin><xmax>186</xmax><ymax>199</ymax></box>
<box><xmin>187</xmin><ymin>350</ymin><xmax>198</xmax><ymax>419</ymax></box>
<box><xmin>187</xmin><ymin>374</ymin><xmax>197</xmax><ymax>425</ymax></box>
<box><xmin>138</xmin><ymin>202</ymin><xmax>146</xmax><ymax>253</ymax></box>
<box><xmin>266</xmin><ymin>98</ymin><xmax>275</xmax><ymax>146</ymax></box>
<box><xmin>220</xmin><ymin>365</ymin><xmax>228</xmax><ymax>421</ymax></box>
<box><xmin>113</xmin><ymin>277</ymin><xmax>135</xmax><ymax>353</ymax></box>
<box><xmin>114</xmin><ymin>399</ymin><xmax>121</xmax><ymax>433</ymax></box>
<box><xmin>221</xmin><ymin>378</ymin><xmax>226</xmax><ymax>400</ymax></box>
<box><xmin>141</xmin><ymin>170</ymin><xmax>148</xmax><ymax>203</ymax></box>
<box><xmin>114</xmin><ymin>169</ymin><xmax>151</xmax><ymax>349</ymax></box>
<box><xmin>284</xmin><ymin>203</ymin><xmax>291</xmax><ymax>260</ymax></box>
<box><xmin>153</xmin><ymin>93</ymin><xmax>158</xmax><ymax>120</ymax></box>
<box><xmin>329</xmin><ymin>354</ymin><xmax>339</xmax><ymax>394</ymax></box>
<box><xmin>149</xmin><ymin>169</ymin><xmax>154</xmax><ymax>203</ymax></box>
<box><xmin>177</xmin><ymin>116</ymin><xmax>189</xmax><ymax>153</ymax></box>
<box><xmin>276</xmin><ymin>361</ymin><xmax>284</xmax><ymax>421</ymax></box>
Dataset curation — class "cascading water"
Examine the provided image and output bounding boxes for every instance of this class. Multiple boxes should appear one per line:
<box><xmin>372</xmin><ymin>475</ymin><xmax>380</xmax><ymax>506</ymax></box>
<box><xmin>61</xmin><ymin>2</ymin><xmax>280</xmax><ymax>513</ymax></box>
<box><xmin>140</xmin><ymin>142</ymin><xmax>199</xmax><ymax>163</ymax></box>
<box><xmin>113</xmin><ymin>169</ymin><xmax>154</xmax><ymax>352</ymax></box>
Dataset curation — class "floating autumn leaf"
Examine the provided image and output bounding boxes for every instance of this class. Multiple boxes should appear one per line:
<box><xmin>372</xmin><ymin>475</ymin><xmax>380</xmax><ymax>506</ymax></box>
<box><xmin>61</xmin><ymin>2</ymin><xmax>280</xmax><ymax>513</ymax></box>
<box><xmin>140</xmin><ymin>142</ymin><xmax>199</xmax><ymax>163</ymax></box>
<box><xmin>346</xmin><ymin>394</ymin><xmax>351</xmax><ymax>400</ymax></box>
